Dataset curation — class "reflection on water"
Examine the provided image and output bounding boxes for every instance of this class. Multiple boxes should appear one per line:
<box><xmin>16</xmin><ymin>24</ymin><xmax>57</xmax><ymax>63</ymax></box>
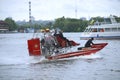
<box><xmin>0</xmin><ymin>33</ymin><xmax>120</xmax><ymax>80</ymax></box>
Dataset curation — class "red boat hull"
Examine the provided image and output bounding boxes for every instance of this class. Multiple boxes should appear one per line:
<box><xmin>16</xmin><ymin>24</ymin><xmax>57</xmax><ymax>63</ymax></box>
<box><xmin>47</xmin><ymin>43</ymin><xmax>108</xmax><ymax>60</ymax></box>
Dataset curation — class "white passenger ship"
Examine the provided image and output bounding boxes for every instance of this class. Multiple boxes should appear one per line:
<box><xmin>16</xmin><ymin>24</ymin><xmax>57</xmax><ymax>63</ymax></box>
<box><xmin>80</xmin><ymin>15</ymin><xmax>120</xmax><ymax>40</ymax></box>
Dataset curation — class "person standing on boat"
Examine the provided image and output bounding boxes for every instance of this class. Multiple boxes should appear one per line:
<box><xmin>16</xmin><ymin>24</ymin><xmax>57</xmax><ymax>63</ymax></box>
<box><xmin>85</xmin><ymin>37</ymin><xmax>94</xmax><ymax>47</ymax></box>
<box><xmin>54</xmin><ymin>29</ymin><xmax>71</xmax><ymax>47</ymax></box>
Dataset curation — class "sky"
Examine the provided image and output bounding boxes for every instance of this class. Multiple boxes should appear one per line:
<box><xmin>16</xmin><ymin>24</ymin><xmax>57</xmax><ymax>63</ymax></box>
<box><xmin>0</xmin><ymin>0</ymin><xmax>120</xmax><ymax>21</ymax></box>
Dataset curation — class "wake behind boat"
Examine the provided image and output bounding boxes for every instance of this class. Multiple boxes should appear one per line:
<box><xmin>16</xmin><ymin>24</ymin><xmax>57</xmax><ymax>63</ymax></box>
<box><xmin>27</xmin><ymin>29</ymin><xmax>108</xmax><ymax>61</ymax></box>
<box><xmin>80</xmin><ymin>15</ymin><xmax>120</xmax><ymax>40</ymax></box>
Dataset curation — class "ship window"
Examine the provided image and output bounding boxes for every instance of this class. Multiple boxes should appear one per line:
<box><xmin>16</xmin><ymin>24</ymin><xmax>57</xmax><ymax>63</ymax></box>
<box><xmin>98</xmin><ymin>28</ymin><xmax>100</xmax><ymax>32</ymax></box>
<box><xmin>98</xmin><ymin>28</ymin><xmax>104</xmax><ymax>32</ymax></box>
<box><xmin>118</xmin><ymin>28</ymin><xmax>120</xmax><ymax>31</ymax></box>
<box><xmin>100</xmin><ymin>28</ymin><xmax>104</xmax><ymax>32</ymax></box>
<box><xmin>112</xmin><ymin>28</ymin><xmax>117</xmax><ymax>31</ymax></box>
<box><xmin>105</xmin><ymin>28</ymin><xmax>110</xmax><ymax>32</ymax></box>
<box><xmin>92</xmin><ymin>28</ymin><xmax>97</xmax><ymax>32</ymax></box>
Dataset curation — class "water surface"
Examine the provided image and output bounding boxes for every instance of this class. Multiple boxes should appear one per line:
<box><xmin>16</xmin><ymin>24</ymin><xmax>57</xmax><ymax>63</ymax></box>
<box><xmin>0</xmin><ymin>33</ymin><xmax>120</xmax><ymax>80</ymax></box>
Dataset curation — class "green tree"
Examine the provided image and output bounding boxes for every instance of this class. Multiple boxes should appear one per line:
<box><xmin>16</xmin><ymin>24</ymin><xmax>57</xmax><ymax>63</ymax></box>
<box><xmin>4</xmin><ymin>17</ymin><xmax>18</xmax><ymax>31</ymax></box>
<box><xmin>53</xmin><ymin>17</ymin><xmax>88</xmax><ymax>32</ymax></box>
<box><xmin>114</xmin><ymin>15</ymin><xmax>120</xmax><ymax>22</ymax></box>
<box><xmin>53</xmin><ymin>16</ymin><xmax>65</xmax><ymax>30</ymax></box>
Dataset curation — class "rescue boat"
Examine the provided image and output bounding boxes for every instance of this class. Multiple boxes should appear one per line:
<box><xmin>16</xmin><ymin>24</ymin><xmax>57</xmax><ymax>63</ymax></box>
<box><xmin>27</xmin><ymin>29</ymin><xmax>108</xmax><ymax>60</ymax></box>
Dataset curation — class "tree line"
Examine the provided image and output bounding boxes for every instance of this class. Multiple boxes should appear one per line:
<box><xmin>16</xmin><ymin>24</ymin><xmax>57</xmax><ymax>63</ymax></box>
<box><xmin>3</xmin><ymin>15</ymin><xmax>120</xmax><ymax>32</ymax></box>
<box><xmin>53</xmin><ymin>16</ymin><xmax>88</xmax><ymax>32</ymax></box>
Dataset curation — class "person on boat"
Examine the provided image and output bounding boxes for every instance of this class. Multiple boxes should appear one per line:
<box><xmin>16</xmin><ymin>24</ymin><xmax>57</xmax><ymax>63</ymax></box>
<box><xmin>43</xmin><ymin>28</ymin><xmax>58</xmax><ymax>47</ymax></box>
<box><xmin>85</xmin><ymin>37</ymin><xmax>94</xmax><ymax>47</ymax></box>
<box><xmin>41</xmin><ymin>28</ymin><xmax>59</xmax><ymax>57</ymax></box>
<box><xmin>54</xmin><ymin>29</ymin><xmax>71</xmax><ymax>47</ymax></box>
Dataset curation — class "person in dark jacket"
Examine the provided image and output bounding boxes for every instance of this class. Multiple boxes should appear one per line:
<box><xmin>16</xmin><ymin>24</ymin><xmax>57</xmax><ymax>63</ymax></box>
<box><xmin>54</xmin><ymin>29</ymin><xmax>71</xmax><ymax>47</ymax></box>
<box><xmin>85</xmin><ymin>37</ymin><xmax>94</xmax><ymax>47</ymax></box>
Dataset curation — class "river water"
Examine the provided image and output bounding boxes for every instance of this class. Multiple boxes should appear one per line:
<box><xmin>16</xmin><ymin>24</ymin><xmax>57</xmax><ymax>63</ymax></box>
<box><xmin>0</xmin><ymin>33</ymin><xmax>120</xmax><ymax>80</ymax></box>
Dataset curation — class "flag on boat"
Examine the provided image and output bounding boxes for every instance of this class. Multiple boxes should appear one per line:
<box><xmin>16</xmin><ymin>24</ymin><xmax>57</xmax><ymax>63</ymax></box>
<box><xmin>90</xmin><ymin>19</ymin><xmax>95</xmax><ymax>25</ymax></box>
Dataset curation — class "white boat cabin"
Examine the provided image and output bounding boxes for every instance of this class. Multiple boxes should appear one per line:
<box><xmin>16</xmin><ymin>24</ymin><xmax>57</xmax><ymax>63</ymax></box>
<box><xmin>84</xmin><ymin>15</ymin><xmax>120</xmax><ymax>32</ymax></box>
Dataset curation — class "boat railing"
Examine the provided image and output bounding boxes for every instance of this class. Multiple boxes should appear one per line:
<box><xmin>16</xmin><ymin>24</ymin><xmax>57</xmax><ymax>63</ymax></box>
<box><xmin>84</xmin><ymin>26</ymin><xmax>93</xmax><ymax>33</ymax></box>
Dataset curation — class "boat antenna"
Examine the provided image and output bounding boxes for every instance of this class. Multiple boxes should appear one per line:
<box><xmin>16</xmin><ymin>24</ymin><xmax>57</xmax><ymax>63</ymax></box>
<box><xmin>75</xmin><ymin>0</ymin><xmax>78</xmax><ymax>18</ymax></box>
<box><xmin>29</xmin><ymin>1</ymin><xmax>32</xmax><ymax>29</ymax></box>
<box><xmin>29</xmin><ymin>1</ymin><xmax>35</xmax><ymax>37</ymax></box>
